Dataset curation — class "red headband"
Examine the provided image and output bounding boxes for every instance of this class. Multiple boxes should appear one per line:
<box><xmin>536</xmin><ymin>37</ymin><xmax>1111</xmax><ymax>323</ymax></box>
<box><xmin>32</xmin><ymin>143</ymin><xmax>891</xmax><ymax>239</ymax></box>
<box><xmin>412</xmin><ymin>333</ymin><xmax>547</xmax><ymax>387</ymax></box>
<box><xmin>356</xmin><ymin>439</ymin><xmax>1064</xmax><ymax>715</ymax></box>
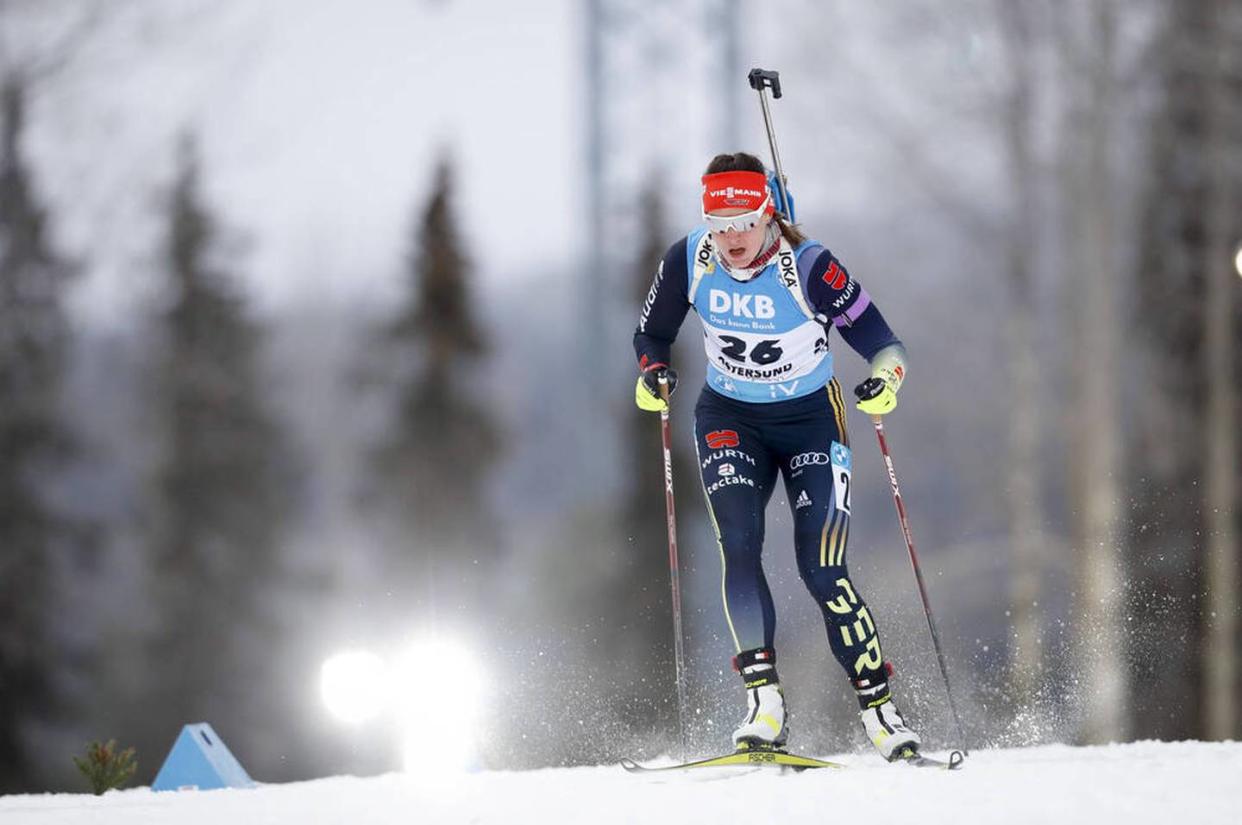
<box><xmin>701</xmin><ymin>171</ymin><xmax>774</xmax><ymax>215</ymax></box>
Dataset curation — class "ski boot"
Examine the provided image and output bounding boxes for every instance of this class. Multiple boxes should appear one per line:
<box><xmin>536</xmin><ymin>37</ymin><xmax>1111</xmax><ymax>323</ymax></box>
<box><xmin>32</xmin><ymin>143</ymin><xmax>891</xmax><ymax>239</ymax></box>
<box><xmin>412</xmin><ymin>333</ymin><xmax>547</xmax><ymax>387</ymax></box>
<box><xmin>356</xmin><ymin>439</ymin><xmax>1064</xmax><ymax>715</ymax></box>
<box><xmin>854</xmin><ymin>670</ymin><xmax>921</xmax><ymax>761</ymax></box>
<box><xmin>731</xmin><ymin>647</ymin><xmax>787</xmax><ymax>751</ymax></box>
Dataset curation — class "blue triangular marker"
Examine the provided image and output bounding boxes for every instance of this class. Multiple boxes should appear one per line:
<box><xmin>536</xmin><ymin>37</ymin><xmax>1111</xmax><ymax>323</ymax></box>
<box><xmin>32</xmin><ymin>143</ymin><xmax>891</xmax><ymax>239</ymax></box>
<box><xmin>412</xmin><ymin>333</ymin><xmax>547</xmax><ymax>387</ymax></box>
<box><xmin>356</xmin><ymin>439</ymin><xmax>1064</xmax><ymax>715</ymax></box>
<box><xmin>152</xmin><ymin>722</ymin><xmax>256</xmax><ymax>791</ymax></box>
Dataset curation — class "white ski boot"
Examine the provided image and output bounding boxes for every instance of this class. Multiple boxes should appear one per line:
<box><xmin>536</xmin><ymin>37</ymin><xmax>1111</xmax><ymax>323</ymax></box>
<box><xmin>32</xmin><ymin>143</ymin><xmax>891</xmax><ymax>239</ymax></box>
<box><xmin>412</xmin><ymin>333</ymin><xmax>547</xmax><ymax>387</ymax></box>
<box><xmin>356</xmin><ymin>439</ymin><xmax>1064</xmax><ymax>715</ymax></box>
<box><xmin>731</xmin><ymin>648</ymin><xmax>787</xmax><ymax>749</ymax></box>
<box><xmin>855</xmin><ymin>676</ymin><xmax>921</xmax><ymax>760</ymax></box>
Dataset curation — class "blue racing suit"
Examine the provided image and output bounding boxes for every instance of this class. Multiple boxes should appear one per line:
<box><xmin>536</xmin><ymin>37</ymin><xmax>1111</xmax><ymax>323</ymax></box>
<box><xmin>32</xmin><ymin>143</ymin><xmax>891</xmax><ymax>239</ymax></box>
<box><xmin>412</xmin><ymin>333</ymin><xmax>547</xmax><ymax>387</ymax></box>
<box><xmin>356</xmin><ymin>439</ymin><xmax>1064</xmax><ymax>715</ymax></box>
<box><xmin>634</xmin><ymin>227</ymin><xmax>906</xmax><ymax>684</ymax></box>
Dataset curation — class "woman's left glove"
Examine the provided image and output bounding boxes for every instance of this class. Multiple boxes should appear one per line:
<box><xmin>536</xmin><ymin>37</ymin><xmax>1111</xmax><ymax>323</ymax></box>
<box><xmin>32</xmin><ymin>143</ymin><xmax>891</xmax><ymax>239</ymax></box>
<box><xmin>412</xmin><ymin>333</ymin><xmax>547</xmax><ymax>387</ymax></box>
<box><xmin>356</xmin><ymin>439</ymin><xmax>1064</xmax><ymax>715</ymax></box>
<box><xmin>854</xmin><ymin>364</ymin><xmax>903</xmax><ymax>416</ymax></box>
<box><xmin>635</xmin><ymin>365</ymin><xmax>678</xmax><ymax>413</ymax></box>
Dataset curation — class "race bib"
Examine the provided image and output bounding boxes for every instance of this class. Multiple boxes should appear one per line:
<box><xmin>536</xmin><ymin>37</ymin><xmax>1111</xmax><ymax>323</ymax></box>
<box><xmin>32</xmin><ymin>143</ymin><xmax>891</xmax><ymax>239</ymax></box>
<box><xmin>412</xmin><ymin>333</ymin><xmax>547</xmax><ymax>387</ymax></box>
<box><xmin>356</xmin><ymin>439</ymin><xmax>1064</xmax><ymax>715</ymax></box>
<box><xmin>830</xmin><ymin>441</ymin><xmax>852</xmax><ymax>514</ymax></box>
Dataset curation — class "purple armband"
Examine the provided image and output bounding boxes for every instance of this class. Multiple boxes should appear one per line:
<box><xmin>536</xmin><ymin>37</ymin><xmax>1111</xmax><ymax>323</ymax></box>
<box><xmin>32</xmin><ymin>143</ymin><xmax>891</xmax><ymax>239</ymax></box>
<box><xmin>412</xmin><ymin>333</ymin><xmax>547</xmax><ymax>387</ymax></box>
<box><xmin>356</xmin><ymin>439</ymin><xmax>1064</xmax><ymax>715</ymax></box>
<box><xmin>831</xmin><ymin>286</ymin><xmax>872</xmax><ymax>328</ymax></box>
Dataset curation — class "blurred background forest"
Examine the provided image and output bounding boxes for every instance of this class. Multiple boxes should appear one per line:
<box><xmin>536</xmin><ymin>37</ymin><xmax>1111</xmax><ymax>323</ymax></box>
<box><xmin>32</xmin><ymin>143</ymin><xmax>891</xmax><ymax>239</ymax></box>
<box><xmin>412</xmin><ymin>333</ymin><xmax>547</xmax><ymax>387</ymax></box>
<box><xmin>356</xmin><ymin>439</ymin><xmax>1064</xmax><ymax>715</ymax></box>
<box><xmin>1</xmin><ymin>0</ymin><xmax>1239</xmax><ymax>793</ymax></box>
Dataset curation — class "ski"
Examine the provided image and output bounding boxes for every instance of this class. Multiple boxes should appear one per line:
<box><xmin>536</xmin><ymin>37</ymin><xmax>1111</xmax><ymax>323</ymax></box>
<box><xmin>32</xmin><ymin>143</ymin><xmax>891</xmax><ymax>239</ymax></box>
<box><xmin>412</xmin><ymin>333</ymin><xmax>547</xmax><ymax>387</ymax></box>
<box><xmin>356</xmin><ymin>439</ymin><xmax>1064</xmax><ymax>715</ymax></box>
<box><xmin>620</xmin><ymin>747</ymin><xmax>846</xmax><ymax>773</ymax></box>
<box><xmin>621</xmin><ymin>745</ymin><xmax>965</xmax><ymax>773</ymax></box>
<box><xmin>892</xmin><ymin>747</ymin><xmax>966</xmax><ymax>770</ymax></box>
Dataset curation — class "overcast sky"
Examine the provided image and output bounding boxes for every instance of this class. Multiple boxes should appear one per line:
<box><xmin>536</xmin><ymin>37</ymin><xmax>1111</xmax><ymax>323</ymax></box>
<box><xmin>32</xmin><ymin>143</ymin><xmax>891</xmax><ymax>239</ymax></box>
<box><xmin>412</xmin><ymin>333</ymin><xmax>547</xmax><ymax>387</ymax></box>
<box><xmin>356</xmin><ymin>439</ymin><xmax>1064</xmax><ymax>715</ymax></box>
<box><xmin>23</xmin><ymin>0</ymin><xmax>578</xmax><ymax>325</ymax></box>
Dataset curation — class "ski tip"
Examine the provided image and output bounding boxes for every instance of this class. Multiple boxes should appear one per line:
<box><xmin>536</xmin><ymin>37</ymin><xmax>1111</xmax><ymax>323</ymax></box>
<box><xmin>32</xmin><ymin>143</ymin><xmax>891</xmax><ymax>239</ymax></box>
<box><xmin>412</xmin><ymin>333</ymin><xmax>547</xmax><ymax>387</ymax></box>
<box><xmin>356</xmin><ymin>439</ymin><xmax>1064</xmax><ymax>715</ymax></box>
<box><xmin>948</xmin><ymin>750</ymin><xmax>966</xmax><ymax>770</ymax></box>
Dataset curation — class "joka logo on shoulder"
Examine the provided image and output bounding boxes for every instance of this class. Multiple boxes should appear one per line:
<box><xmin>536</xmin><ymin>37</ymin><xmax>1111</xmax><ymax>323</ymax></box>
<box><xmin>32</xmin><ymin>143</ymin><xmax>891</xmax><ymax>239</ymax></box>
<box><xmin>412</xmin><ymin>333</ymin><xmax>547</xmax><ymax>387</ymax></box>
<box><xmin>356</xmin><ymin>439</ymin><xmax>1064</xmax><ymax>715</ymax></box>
<box><xmin>705</xmin><ymin>429</ymin><xmax>740</xmax><ymax>450</ymax></box>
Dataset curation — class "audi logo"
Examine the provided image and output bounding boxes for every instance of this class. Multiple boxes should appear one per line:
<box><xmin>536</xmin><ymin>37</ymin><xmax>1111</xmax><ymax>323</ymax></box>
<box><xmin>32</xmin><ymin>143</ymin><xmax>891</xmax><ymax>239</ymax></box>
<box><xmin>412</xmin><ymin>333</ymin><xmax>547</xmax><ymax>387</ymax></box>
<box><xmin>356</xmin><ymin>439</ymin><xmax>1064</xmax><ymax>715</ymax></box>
<box><xmin>789</xmin><ymin>452</ymin><xmax>831</xmax><ymax>469</ymax></box>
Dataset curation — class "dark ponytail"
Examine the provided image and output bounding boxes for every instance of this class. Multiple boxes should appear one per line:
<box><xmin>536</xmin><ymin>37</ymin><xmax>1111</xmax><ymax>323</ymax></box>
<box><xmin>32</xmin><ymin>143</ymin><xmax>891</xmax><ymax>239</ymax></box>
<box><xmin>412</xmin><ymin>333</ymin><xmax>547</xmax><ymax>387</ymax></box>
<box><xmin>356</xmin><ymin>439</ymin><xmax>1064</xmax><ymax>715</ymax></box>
<box><xmin>703</xmin><ymin>152</ymin><xmax>807</xmax><ymax>246</ymax></box>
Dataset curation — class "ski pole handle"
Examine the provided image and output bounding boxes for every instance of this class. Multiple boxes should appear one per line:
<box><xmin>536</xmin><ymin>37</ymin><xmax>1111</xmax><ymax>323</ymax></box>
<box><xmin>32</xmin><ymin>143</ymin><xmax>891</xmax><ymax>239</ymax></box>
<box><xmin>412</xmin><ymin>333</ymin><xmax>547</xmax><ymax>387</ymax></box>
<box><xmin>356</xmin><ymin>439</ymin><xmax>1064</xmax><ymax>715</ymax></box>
<box><xmin>747</xmin><ymin>68</ymin><xmax>782</xmax><ymax>99</ymax></box>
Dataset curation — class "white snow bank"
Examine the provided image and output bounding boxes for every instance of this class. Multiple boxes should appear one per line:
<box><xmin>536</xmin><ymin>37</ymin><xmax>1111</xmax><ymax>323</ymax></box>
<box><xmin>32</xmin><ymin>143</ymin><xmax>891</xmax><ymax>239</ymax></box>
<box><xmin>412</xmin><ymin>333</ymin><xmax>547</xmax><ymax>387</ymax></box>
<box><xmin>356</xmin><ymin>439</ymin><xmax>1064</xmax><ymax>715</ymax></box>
<box><xmin>2</xmin><ymin>741</ymin><xmax>1237</xmax><ymax>825</ymax></box>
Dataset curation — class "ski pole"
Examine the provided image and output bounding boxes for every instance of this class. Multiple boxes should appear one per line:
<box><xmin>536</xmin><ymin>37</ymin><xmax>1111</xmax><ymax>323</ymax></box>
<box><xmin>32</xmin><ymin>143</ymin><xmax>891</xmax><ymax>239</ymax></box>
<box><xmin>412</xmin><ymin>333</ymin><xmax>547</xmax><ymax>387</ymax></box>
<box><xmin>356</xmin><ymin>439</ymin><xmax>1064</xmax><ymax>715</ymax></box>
<box><xmin>869</xmin><ymin>415</ymin><xmax>969</xmax><ymax>755</ymax></box>
<box><xmin>747</xmin><ymin>68</ymin><xmax>791</xmax><ymax>219</ymax></box>
<box><xmin>658</xmin><ymin>378</ymin><xmax>690</xmax><ymax>762</ymax></box>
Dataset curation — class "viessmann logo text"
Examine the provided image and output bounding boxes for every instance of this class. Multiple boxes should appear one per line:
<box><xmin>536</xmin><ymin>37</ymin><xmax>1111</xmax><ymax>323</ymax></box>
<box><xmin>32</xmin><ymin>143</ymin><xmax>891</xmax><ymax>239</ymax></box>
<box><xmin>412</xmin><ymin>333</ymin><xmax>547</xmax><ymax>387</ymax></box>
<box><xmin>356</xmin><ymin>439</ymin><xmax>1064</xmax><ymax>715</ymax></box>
<box><xmin>708</xmin><ymin>187</ymin><xmax>765</xmax><ymax>199</ymax></box>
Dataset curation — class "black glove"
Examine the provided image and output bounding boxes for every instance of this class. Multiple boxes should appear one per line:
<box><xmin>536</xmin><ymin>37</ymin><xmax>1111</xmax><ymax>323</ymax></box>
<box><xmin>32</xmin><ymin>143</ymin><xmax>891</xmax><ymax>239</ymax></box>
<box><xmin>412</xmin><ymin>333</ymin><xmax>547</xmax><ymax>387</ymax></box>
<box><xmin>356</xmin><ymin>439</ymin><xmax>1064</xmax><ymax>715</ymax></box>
<box><xmin>643</xmin><ymin>365</ymin><xmax>678</xmax><ymax>396</ymax></box>
<box><xmin>635</xmin><ymin>365</ymin><xmax>679</xmax><ymax>412</ymax></box>
<box><xmin>854</xmin><ymin>376</ymin><xmax>897</xmax><ymax>415</ymax></box>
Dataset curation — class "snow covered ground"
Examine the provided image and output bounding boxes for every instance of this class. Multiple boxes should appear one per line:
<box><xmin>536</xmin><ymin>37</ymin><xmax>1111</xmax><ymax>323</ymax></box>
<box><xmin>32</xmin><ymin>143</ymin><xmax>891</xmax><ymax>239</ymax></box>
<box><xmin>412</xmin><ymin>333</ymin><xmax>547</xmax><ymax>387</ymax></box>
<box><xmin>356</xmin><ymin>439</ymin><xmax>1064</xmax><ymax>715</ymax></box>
<box><xmin>2</xmin><ymin>741</ymin><xmax>1238</xmax><ymax>825</ymax></box>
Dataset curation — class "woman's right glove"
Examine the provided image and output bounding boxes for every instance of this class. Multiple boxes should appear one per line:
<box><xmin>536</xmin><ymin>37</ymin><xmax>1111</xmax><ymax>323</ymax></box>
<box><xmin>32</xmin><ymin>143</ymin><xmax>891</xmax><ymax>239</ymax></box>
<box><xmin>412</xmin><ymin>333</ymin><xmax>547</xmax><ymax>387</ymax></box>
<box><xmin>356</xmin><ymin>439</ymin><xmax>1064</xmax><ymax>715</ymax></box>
<box><xmin>635</xmin><ymin>364</ymin><xmax>678</xmax><ymax>412</ymax></box>
<box><xmin>855</xmin><ymin>346</ymin><xmax>907</xmax><ymax>416</ymax></box>
<box><xmin>854</xmin><ymin>376</ymin><xmax>896</xmax><ymax>415</ymax></box>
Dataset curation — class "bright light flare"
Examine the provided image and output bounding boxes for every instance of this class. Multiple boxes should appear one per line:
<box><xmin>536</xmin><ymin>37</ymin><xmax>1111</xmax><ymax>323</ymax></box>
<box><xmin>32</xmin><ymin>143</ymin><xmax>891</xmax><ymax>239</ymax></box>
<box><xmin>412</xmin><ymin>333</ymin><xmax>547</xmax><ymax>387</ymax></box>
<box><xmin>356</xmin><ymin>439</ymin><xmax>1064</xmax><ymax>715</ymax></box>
<box><xmin>1234</xmin><ymin>243</ymin><xmax>1242</xmax><ymax>278</ymax></box>
<box><xmin>320</xmin><ymin>650</ymin><xmax>390</xmax><ymax>724</ymax></box>
<box><xmin>391</xmin><ymin>637</ymin><xmax>487</xmax><ymax>774</ymax></box>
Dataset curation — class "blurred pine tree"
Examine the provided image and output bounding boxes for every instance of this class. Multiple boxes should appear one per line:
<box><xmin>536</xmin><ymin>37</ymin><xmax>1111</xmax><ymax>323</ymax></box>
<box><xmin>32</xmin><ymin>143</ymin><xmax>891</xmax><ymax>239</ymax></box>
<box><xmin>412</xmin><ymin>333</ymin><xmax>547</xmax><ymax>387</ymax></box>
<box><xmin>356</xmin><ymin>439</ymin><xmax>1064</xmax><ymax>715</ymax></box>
<box><xmin>0</xmin><ymin>76</ymin><xmax>78</xmax><ymax>793</ymax></box>
<box><xmin>139</xmin><ymin>135</ymin><xmax>297</xmax><ymax>777</ymax></box>
<box><xmin>364</xmin><ymin>157</ymin><xmax>501</xmax><ymax>625</ymax></box>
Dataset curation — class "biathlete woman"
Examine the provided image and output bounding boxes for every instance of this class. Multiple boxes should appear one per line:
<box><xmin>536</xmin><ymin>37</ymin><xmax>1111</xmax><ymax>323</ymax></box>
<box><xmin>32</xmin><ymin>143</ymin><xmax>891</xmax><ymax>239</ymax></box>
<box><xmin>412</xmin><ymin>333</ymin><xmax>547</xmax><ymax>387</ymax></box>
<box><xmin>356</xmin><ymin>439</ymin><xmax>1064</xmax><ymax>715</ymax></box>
<box><xmin>633</xmin><ymin>151</ymin><xmax>920</xmax><ymax>760</ymax></box>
